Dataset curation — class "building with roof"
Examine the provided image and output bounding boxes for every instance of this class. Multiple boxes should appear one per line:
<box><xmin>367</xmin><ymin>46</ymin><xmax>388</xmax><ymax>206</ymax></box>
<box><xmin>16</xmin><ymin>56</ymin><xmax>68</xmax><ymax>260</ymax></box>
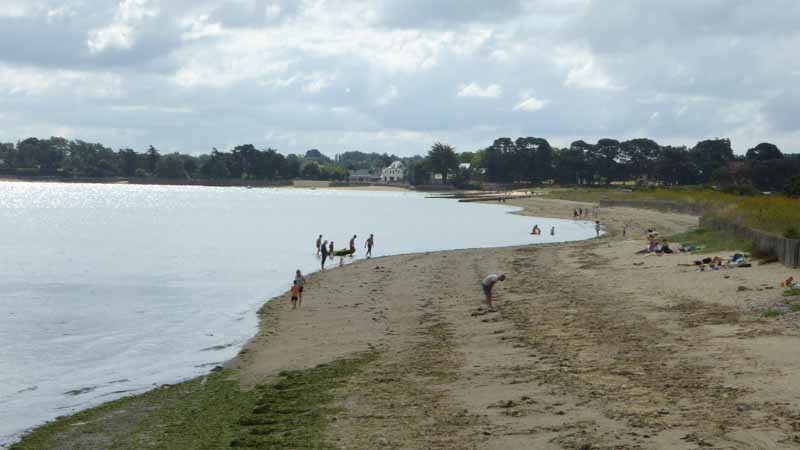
<box><xmin>381</xmin><ymin>161</ymin><xmax>405</xmax><ymax>183</ymax></box>
<box><xmin>348</xmin><ymin>169</ymin><xmax>381</xmax><ymax>184</ymax></box>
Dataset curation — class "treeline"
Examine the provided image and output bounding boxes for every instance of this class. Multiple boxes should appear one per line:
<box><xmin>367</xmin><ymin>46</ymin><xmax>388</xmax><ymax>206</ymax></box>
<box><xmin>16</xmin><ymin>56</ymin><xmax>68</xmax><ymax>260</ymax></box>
<box><xmin>476</xmin><ymin>137</ymin><xmax>799</xmax><ymax>193</ymax></box>
<box><xmin>1</xmin><ymin>136</ymin><xmax>798</xmax><ymax>195</ymax></box>
<box><xmin>0</xmin><ymin>138</ymin><xmax>401</xmax><ymax>181</ymax></box>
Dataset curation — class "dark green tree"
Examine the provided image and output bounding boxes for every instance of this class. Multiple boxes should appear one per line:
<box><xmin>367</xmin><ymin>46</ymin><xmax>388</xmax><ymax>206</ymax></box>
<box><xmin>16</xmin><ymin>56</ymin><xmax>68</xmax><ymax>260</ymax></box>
<box><xmin>302</xmin><ymin>162</ymin><xmax>321</xmax><ymax>179</ymax></box>
<box><xmin>620</xmin><ymin>138</ymin><xmax>660</xmax><ymax>182</ymax></box>
<box><xmin>745</xmin><ymin>142</ymin><xmax>783</xmax><ymax>161</ymax></box>
<box><xmin>118</xmin><ymin>148</ymin><xmax>138</xmax><ymax>177</ymax></box>
<box><xmin>145</xmin><ymin>146</ymin><xmax>160</xmax><ymax>174</ymax></box>
<box><xmin>427</xmin><ymin>142</ymin><xmax>458</xmax><ymax>184</ymax></box>
<box><xmin>200</xmin><ymin>150</ymin><xmax>230</xmax><ymax>178</ymax></box>
<box><xmin>655</xmin><ymin>146</ymin><xmax>696</xmax><ymax>185</ymax></box>
<box><xmin>156</xmin><ymin>153</ymin><xmax>188</xmax><ymax>178</ymax></box>
<box><xmin>689</xmin><ymin>139</ymin><xmax>734</xmax><ymax>183</ymax></box>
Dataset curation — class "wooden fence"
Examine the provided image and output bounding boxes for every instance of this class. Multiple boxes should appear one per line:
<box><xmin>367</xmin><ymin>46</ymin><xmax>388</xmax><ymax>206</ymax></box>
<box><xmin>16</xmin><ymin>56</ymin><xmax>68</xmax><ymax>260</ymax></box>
<box><xmin>599</xmin><ymin>199</ymin><xmax>800</xmax><ymax>268</ymax></box>
<box><xmin>699</xmin><ymin>216</ymin><xmax>800</xmax><ymax>268</ymax></box>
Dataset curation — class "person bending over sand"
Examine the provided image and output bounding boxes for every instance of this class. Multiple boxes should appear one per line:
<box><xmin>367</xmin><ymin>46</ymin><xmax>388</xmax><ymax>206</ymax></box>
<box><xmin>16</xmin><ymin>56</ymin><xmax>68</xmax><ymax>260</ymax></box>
<box><xmin>481</xmin><ymin>274</ymin><xmax>506</xmax><ymax>309</ymax></box>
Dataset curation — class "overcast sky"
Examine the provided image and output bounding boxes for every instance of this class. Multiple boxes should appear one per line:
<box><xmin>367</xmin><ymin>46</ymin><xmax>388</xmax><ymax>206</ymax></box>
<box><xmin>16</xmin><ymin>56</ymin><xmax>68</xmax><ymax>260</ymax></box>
<box><xmin>1</xmin><ymin>0</ymin><xmax>798</xmax><ymax>156</ymax></box>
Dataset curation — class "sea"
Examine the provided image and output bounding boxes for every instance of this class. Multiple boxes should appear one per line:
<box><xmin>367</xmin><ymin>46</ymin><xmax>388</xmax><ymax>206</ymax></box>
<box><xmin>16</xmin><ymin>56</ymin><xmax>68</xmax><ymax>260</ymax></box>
<box><xmin>0</xmin><ymin>181</ymin><xmax>597</xmax><ymax>446</ymax></box>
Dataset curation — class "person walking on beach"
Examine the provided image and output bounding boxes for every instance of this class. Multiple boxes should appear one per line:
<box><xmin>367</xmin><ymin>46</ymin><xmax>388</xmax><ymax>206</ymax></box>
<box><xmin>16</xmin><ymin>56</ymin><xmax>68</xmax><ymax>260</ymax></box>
<box><xmin>481</xmin><ymin>274</ymin><xmax>506</xmax><ymax>310</ymax></box>
<box><xmin>623</xmin><ymin>223</ymin><xmax>629</xmax><ymax>237</ymax></box>
<box><xmin>320</xmin><ymin>240</ymin><xmax>329</xmax><ymax>270</ymax></box>
<box><xmin>294</xmin><ymin>269</ymin><xmax>306</xmax><ymax>306</ymax></box>
<box><xmin>365</xmin><ymin>234</ymin><xmax>374</xmax><ymax>257</ymax></box>
<box><xmin>595</xmin><ymin>221</ymin><xmax>602</xmax><ymax>237</ymax></box>
<box><xmin>349</xmin><ymin>235</ymin><xmax>357</xmax><ymax>255</ymax></box>
<box><xmin>316</xmin><ymin>234</ymin><xmax>323</xmax><ymax>255</ymax></box>
<box><xmin>329</xmin><ymin>241</ymin><xmax>334</xmax><ymax>256</ymax></box>
<box><xmin>290</xmin><ymin>280</ymin><xmax>300</xmax><ymax>310</ymax></box>
<box><xmin>573</xmin><ymin>209</ymin><xmax>578</xmax><ymax>219</ymax></box>
<box><xmin>550</xmin><ymin>226</ymin><xmax>555</xmax><ymax>236</ymax></box>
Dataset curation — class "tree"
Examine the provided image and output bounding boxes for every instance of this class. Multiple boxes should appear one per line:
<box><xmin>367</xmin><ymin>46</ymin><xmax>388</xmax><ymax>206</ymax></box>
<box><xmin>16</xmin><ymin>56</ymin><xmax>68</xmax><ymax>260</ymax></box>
<box><xmin>484</xmin><ymin>138</ymin><xmax>516</xmax><ymax>182</ymax></box>
<box><xmin>745</xmin><ymin>142</ymin><xmax>783</xmax><ymax>161</ymax></box>
<box><xmin>156</xmin><ymin>153</ymin><xmax>188</xmax><ymax>178</ymax></box>
<box><xmin>145</xmin><ymin>146</ymin><xmax>160</xmax><ymax>174</ymax></box>
<box><xmin>427</xmin><ymin>142</ymin><xmax>458</xmax><ymax>184</ymax></box>
<box><xmin>200</xmin><ymin>150</ymin><xmax>230</xmax><ymax>178</ymax></box>
<box><xmin>620</xmin><ymin>138</ymin><xmax>660</xmax><ymax>182</ymax></box>
<box><xmin>118</xmin><ymin>149</ymin><xmax>138</xmax><ymax>177</ymax></box>
<box><xmin>304</xmin><ymin>149</ymin><xmax>331</xmax><ymax>164</ymax></box>
<box><xmin>655</xmin><ymin>146</ymin><xmax>696</xmax><ymax>185</ymax></box>
<box><xmin>459</xmin><ymin>151</ymin><xmax>475</xmax><ymax>164</ymax></box>
<box><xmin>0</xmin><ymin>142</ymin><xmax>17</xmax><ymax>168</ymax></box>
<box><xmin>408</xmin><ymin>159</ymin><xmax>431</xmax><ymax>186</ymax></box>
<box><xmin>690</xmin><ymin>139</ymin><xmax>734</xmax><ymax>183</ymax></box>
<box><xmin>16</xmin><ymin>137</ymin><xmax>65</xmax><ymax>172</ymax></box>
<box><xmin>302</xmin><ymin>162</ymin><xmax>321</xmax><ymax>179</ymax></box>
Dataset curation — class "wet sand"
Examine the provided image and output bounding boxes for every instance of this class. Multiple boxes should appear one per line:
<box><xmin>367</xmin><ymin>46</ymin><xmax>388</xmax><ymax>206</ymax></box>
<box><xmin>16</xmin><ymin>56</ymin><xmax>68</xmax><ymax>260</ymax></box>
<box><xmin>232</xmin><ymin>196</ymin><xmax>800</xmax><ymax>449</ymax></box>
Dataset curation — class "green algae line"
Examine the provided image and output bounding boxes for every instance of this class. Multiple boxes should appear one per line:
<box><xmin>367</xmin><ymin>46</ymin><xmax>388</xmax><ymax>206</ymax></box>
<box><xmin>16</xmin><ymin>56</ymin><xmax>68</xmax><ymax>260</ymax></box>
<box><xmin>11</xmin><ymin>352</ymin><xmax>379</xmax><ymax>450</ymax></box>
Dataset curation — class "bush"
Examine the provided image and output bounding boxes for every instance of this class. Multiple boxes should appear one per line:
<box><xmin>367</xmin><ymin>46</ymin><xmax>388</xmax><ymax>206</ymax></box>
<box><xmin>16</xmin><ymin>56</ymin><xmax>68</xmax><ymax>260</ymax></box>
<box><xmin>786</xmin><ymin>176</ymin><xmax>800</xmax><ymax>197</ymax></box>
<box><xmin>785</xmin><ymin>227</ymin><xmax>800</xmax><ymax>239</ymax></box>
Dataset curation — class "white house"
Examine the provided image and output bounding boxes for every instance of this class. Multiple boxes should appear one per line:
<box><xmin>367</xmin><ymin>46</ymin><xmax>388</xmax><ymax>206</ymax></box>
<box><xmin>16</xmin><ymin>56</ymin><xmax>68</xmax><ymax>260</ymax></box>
<box><xmin>381</xmin><ymin>161</ymin><xmax>405</xmax><ymax>183</ymax></box>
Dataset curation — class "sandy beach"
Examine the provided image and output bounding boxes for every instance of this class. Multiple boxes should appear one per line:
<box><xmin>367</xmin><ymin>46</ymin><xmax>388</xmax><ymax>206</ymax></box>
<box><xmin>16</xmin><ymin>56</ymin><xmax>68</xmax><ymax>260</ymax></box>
<box><xmin>13</xmin><ymin>197</ymin><xmax>800</xmax><ymax>449</ymax></box>
<box><xmin>235</xmin><ymin>197</ymin><xmax>800</xmax><ymax>449</ymax></box>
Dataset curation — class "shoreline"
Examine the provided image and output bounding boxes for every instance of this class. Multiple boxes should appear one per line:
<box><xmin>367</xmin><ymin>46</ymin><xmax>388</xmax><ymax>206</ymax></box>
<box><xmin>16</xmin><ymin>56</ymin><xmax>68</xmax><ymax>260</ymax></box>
<box><xmin>12</xmin><ymin>197</ymin><xmax>800</xmax><ymax>450</ymax></box>
<box><xmin>0</xmin><ymin>176</ymin><xmax>414</xmax><ymax>192</ymax></box>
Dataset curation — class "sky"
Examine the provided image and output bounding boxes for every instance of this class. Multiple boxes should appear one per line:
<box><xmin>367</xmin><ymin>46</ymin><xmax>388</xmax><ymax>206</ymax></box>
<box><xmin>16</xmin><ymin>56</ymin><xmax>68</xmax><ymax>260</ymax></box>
<box><xmin>0</xmin><ymin>0</ymin><xmax>798</xmax><ymax>156</ymax></box>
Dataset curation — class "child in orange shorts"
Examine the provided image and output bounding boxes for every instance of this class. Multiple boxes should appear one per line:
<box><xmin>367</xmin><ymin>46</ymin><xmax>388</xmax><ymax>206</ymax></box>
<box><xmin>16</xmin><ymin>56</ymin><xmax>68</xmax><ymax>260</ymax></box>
<box><xmin>290</xmin><ymin>280</ymin><xmax>300</xmax><ymax>309</ymax></box>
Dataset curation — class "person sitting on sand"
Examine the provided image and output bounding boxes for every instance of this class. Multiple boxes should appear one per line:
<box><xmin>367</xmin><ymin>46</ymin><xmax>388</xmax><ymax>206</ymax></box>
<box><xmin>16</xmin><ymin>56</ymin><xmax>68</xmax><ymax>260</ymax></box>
<box><xmin>659</xmin><ymin>240</ymin><xmax>674</xmax><ymax>254</ymax></box>
<box><xmin>290</xmin><ymin>280</ymin><xmax>300</xmax><ymax>310</ymax></box>
<box><xmin>481</xmin><ymin>274</ymin><xmax>506</xmax><ymax>309</ymax></box>
<box><xmin>530</xmin><ymin>225</ymin><xmax>541</xmax><ymax>235</ymax></box>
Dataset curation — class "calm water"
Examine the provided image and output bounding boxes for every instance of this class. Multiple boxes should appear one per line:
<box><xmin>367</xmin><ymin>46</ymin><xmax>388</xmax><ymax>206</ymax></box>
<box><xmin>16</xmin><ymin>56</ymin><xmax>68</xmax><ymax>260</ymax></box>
<box><xmin>0</xmin><ymin>182</ymin><xmax>596</xmax><ymax>446</ymax></box>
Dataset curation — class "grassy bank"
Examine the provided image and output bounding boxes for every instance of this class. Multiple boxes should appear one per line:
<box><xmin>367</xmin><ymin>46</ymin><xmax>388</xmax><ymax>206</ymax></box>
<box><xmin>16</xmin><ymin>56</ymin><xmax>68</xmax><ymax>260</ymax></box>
<box><xmin>11</xmin><ymin>352</ymin><xmax>378</xmax><ymax>450</ymax></box>
<box><xmin>667</xmin><ymin>228</ymin><xmax>754</xmax><ymax>254</ymax></box>
<box><xmin>545</xmin><ymin>187</ymin><xmax>800</xmax><ymax>237</ymax></box>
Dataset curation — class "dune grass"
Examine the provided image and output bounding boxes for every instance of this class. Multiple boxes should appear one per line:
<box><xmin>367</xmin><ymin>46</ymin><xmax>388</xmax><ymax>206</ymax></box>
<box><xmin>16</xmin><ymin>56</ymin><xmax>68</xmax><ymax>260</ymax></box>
<box><xmin>667</xmin><ymin>228</ymin><xmax>754</xmax><ymax>254</ymax></box>
<box><xmin>545</xmin><ymin>187</ymin><xmax>800</xmax><ymax>238</ymax></box>
<box><xmin>11</xmin><ymin>352</ymin><xmax>378</xmax><ymax>450</ymax></box>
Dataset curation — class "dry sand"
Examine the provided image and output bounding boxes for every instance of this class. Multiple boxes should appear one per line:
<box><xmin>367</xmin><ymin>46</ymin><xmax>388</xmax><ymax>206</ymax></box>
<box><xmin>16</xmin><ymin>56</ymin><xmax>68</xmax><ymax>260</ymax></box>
<box><xmin>232</xmin><ymin>197</ymin><xmax>800</xmax><ymax>449</ymax></box>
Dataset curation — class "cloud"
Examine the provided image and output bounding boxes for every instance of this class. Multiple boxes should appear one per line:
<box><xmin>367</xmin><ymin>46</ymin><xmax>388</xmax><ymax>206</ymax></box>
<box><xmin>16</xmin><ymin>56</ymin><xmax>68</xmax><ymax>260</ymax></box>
<box><xmin>514</xmin><ymin>97</ymin><xmax>548</xmax><ymax>112</ymax></box>
<box><xmin>0</xmin><ymin>0</ymin><xmax>798</xmax><ymax>156</ymax></box>
<box><xmin>376</xmin><ymin>85</ymin><xmax>399</xmax><ymax>106</ymax></box>
<box><xmin>87</xmin><ymin>0</ymin><xmax>160</xmax><ymax>54</ymax></box>
<box><xmin>457</xmin><ymin>82</ymin><xmax>502</xmax><ymax>99</ymax></box>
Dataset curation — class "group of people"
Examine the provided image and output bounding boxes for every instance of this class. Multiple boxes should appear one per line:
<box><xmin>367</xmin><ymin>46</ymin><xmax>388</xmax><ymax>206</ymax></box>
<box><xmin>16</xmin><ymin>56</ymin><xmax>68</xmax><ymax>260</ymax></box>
<box><xmin>289</xmin><ymin>234</ymin><xmax>376</xmax><ymax>310</ymax></box>
<box><xmin>530</xmin><ymin>224</ymin><xmax>555</xmax><ymax>236</ymax></box>
<box><xmin>315</xmin><ymin>233</ymin><xmax>375</xmax><ymax>270</ymax></box>
<box><xmin>573</xmin><ymin>206</ymin><xmax>599</xmax><ymax>220</ymax></box>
